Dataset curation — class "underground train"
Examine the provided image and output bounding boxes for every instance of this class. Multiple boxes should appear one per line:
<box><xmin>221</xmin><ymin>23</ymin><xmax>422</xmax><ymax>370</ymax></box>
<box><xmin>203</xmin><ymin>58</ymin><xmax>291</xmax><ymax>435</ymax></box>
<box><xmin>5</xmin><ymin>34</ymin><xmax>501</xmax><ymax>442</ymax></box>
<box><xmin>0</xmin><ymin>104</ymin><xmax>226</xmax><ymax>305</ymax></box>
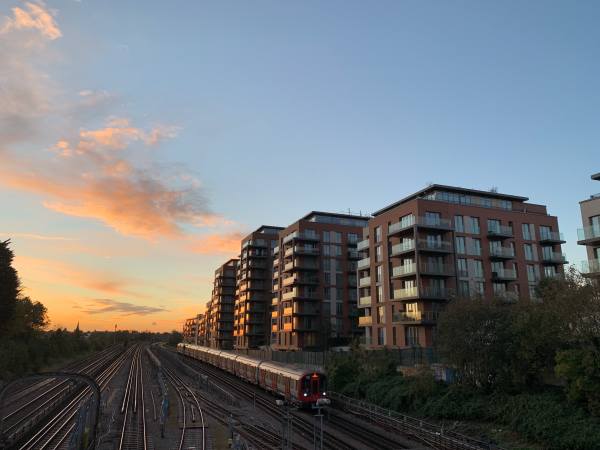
<box><xmin>177</xmin><ymin>343</ymin><xmax>327</xmax><ymax>406</ymax></box>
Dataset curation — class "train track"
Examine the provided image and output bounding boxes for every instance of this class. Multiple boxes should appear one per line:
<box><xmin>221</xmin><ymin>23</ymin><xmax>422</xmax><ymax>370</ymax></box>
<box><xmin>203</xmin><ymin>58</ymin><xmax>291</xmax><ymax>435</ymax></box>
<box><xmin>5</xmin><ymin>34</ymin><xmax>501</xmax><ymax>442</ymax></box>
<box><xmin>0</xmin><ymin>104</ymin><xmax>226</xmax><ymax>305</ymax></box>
<box><xmin>1</xmin><ymin>347</ymin><xmax>124</xmax><ymax>448</ymax></box>
<box><xmin>118</xmin><ymin>346</ymin><xmax>147</xmax><ymax>450</ymax></box>
<box><xmin>171</xmin><ymin>350</ymin><xmax>375</xmax><ymax>450</ymax></box>
<box><xmin>12</xmin><ymin>346</ymin><xmax>132</xmax><ymax>450</ymax></box>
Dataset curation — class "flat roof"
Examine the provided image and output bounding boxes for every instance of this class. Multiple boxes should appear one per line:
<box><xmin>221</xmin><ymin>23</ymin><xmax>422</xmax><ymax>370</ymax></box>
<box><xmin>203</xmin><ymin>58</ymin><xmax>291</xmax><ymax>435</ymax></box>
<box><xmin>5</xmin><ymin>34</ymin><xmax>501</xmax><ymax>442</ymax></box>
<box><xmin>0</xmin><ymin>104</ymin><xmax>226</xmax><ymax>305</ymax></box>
<box><xmin>592</xmin><ymin>173</ymin><xmax>600</xmax><ymax>181</ymax></box>
<box><xmin>299</xmin><ymin>211</ymin><xmax>370</xmax><ymax>222</ymax></box>
<box><xmin>373</xmin><ymin>184</ymin><xmax>529</xmax><ymax>216</ymax></box>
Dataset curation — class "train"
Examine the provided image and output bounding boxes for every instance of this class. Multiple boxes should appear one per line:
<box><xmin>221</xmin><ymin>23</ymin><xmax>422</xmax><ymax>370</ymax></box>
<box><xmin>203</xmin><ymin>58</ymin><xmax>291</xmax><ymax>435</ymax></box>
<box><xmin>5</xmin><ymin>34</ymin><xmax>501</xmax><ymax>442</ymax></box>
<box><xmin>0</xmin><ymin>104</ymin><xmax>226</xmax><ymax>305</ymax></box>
<box><xmin>177</xmin><ymin>343</ymin><xmax>327</xmax><ymax>406</ymax></box>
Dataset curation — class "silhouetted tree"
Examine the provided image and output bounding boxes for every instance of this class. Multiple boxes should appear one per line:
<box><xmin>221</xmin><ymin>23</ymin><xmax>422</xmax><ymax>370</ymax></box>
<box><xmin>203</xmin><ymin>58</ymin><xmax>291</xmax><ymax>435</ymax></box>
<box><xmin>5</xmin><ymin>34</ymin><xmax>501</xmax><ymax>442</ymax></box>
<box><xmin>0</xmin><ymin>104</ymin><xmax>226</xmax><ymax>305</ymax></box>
<box><xmin>0</xmin><ymin>239</ymin><xmax>20</xmax><ymax>333</ymax></box>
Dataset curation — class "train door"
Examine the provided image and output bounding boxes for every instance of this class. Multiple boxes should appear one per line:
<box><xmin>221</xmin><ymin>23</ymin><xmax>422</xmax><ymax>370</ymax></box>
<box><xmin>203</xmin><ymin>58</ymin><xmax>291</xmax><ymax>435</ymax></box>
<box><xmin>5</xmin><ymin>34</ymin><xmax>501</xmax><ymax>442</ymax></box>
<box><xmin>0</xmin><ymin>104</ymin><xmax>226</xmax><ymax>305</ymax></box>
<box><xmin>311</xmin><ymin>373</ymin><xmax>320</xmax><ymax>396</ymax></box>
<box><xmin>284</xmin><ymin>378</ymin><xmax>291</xmax><ymax>400</ymax></box>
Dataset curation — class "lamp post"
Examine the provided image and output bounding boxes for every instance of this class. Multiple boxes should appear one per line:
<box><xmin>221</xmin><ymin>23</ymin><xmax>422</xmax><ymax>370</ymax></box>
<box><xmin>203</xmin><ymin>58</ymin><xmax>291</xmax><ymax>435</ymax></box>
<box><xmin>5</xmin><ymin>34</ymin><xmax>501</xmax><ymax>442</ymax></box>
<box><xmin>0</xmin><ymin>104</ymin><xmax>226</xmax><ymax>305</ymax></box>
<box><xmin>312</xmin><ymin>398</ymin><xmax>330</xmax><ymax>450</ymax></box>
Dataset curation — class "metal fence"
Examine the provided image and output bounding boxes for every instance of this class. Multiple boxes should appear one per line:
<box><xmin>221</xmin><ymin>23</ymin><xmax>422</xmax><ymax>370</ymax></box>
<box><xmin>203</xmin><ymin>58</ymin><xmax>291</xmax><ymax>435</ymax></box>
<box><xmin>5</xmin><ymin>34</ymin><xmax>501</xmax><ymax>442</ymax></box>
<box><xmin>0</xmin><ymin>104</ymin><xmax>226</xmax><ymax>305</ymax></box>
<box><xmin>231</xmin><ymin>346</ymin><xmax>438</xmax><ymax>368</ymax></box>
<box><xmin>331</xmin><ymin>392</ymin><xmax>503</xmax><ymax>450</ymax></box>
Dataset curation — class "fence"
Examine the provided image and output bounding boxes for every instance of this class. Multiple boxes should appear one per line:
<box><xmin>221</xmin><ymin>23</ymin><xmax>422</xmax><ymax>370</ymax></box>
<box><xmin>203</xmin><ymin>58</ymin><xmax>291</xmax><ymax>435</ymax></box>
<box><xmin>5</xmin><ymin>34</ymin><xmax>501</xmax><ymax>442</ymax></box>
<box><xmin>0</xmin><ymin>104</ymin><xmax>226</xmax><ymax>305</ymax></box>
<box><xmin>231</xmin><ymin>346</ymin><xmax>438</xmax><ymax>368</ymax></box>
<box><xmin>331</xmin><ymin>392</ymin><xmax>503</xmax><ymax>450</ymax></box>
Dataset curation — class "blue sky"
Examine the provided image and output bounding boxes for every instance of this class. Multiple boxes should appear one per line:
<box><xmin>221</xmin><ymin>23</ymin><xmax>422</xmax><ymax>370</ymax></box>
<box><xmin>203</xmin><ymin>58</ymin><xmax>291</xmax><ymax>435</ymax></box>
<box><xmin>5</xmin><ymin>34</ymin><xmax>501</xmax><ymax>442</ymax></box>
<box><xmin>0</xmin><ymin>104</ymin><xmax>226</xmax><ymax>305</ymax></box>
<box><xmin>1</xmin><ymin>0</ymin><xmax>598</xmax><ymax>330</ymax></box>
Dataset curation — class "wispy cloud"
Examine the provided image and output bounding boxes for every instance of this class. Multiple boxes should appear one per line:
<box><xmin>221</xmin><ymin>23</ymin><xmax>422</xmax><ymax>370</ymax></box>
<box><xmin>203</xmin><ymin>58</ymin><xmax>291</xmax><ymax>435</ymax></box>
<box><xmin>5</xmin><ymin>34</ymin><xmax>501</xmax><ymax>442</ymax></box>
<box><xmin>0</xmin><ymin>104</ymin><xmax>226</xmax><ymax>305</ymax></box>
<box><xmin>1</xmin><ymin>232</ymin><xmax>79</xmax><ymax>241</ymax></box>
<box><xmin>189</xmin><ymin>232</ymin><xmax>245</xmax><ymax>255</ymax></box>
<box><xmin>81</xmin><ymin>298</ymin><xmax>168</xmax><ymax>316</ymax></box>
<box><xmin>0</xmin><ymin>2</ymin><xmax>61</xmax><ymax>40</ymax></box>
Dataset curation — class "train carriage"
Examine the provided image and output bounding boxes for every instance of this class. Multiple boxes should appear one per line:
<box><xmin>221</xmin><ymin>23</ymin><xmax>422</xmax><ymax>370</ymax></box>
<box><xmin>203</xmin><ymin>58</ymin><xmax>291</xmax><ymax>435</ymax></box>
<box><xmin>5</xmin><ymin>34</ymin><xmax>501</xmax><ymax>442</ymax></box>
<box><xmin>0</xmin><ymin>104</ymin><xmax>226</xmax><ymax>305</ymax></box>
<box><xmin>177</xmin><ymin>343</ymin><xmax>327</xmax><ymax>406</ymax></box>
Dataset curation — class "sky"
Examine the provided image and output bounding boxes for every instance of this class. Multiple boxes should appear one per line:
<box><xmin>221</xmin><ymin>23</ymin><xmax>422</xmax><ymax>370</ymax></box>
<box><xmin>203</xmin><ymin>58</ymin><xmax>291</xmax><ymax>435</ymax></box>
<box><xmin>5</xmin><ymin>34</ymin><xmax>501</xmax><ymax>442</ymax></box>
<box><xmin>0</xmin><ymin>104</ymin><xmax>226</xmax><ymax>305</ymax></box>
<box><xmin>1</xmin><ymin>1</ymin><xmax>599</xmax><ymax>332</ymax></box>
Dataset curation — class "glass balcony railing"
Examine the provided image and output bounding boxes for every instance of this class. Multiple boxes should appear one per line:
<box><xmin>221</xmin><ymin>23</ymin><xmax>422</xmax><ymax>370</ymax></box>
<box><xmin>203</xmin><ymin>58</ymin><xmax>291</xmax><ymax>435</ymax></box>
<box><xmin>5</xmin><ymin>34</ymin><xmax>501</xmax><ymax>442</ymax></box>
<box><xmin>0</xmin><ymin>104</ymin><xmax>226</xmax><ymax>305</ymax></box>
<box><xmin>393</xmin><ymin>287</ymin><xmax>418</xmax><ymax>299</ymax></box>
<box><xmin>390</xmin><ymin>241</ymin><xmax>416</xmax><ymax>255</ymax></box>
<box><xmin>389</xmin><ymin>217</ymin><xmax>416</xmax><ymax>234</ymax></box>
<box><xmin>487</xmin><ymin>225</ymin><xmax>514</xmax><ymax>238</ymax></box>
<box><xmin>417</xmin><ymin>239</ymin><xmax>453</xmax><ymax>252</ymax></box>
<box><xmin>539</xmin><ymin>231</ymin><xmax>565</xmax><ymax>243</ymax></box>
<box><xmin>358</xmin><ymin>316</ymin><xmax>372</xmax><ymax>326</ymax></box>
<box><xmin>581</xmin><ymin>259</ymin><xmax>600</xmax><ymax>276</ymax></box>
<box><xmin>577</xmin><ymin>225</ymin><xmax>600</xmax><ymax>242</ymax></box>
<box><xmin>358</xmin><ymin>296</ymin><xmax>372</xmax><ymax>307</ymax></box>
<box><xmin>419</xmin><ymin>262</ymin><xmax>455</xmax><ymax>276</ymax></box>
<box><xmin>359</xmin><ymin>276</ymin><xmax>371</xmax><ymax>287</ymax></box>
<box><xmin>357</xmin><ymin>257</ymin><xmax>371</xmax><ymax>269</ymax></box>
<box><xmin>541</xmin><ymin>252</ymin><xmax>567</xmax><ymax>264</ymax></box>
<box><xmin>392</xmin><ymin>265</ymin><xmax>416</xmax><ymax>277</ymax></box>
<box><xmin>489</xmin><ymin>247</ymin><xmax>515</xmax><ymax>259</ymax></box>
<box><xmin>491</xmin><ymin>269</ymin><xmax>517</xmax><ymax>280</ymax></box>
<box><xmin>357</xmin><ymin>239</ymin><xmax>370</xmax><ymax>251</ymax></box>
<box><xmin>392</xmin><ymin>311</ymin><xmax>439</xmax><ymax>323</ymax></box>
<box><xmin>420</xmin><ymin>286</ymin><xmax>452</xmax><ymax>298</ymax></box>
<box><xmin>416</xmin><ymin>216</ymin><xmax>453</xmax><ymax>229</ymax></box>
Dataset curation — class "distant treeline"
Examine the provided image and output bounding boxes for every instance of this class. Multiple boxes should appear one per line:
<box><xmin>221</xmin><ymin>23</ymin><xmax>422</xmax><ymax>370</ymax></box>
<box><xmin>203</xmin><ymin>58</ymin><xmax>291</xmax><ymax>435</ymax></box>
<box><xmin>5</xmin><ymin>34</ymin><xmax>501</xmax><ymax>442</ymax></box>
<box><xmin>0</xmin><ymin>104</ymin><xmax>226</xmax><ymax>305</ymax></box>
<box><xmin>0</xmin><ymin>239</ymin><xmax>180</xmax><ymax>382</ymax></box>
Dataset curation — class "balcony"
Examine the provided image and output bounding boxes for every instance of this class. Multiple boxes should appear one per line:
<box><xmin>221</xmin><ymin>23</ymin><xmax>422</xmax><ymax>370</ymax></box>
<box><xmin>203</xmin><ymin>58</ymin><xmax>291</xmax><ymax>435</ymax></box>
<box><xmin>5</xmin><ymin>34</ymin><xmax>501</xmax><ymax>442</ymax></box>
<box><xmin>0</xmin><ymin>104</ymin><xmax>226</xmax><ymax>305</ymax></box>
<box><xmin>419</xmin><ymin>262</ymin><xmax>455</xmax><ymax>277</ymax></box>
<box><xmin>420</xmin><ymin>286</ymin><xmax>453</xmax><ymax>299</ymax></box>
<box><xmin>393</xmin><ymin>311</ymin><xmax>439</xmax><ymax>325</ymax></box>
<box><xmin>283</xmin><ymin>307</ymin><xmax>293</xmax><ymax>316</ymax></box>
<box><xmin>492</xmin><ymin>269</ymin><xmax>517</xmax><ymax>281</ymax></box>
<box><xmin>284</xmin><ymin>247</ymin><xmax>293</xmax><ymax>257</ymax></box>
<box><xmin>581</xmin><ymin>259</ymin><xmax>600</xmax><ymax>278</ymax></box>
<box><xmin>578</xmin><ymin>225</ymin><xmax>600</xmax><ymax>245</ymax></box>
<box><xmin>283</xmin><ymin>231</ymin><xmax>320</xmax><ymax>244</ymax></box>
<box><xmin>271</xmin><ymin>324</ymin><xmax>278</xmax><ymax>332</ymax></box>
<box><xmin>358</xmin><ymin>316</ymin><xmax>373</xmax><ymax>326</ymax></box>
<box><xmin>271</xmin><ymin>297</ymin><xmax>279</xmax><ymax>306</ymax></box>
<box><xmin>282</xmin><ymin>290</ymin><xmax>295</xmax><ymax>301</ymax></box>
<box><xmin>295</xmin><ymin>246</ymin><xmax>320</xmax><ymax>256</ymax></box>
<box><xmin>489</xmin><ymin>247</ymin><xmax>515</xmax><ymax>260</ymax></box>
<box><xmin>393</xmin><ymin>286</ymin><xmax>419</xmax><ymax>300</ymax></box>
<box><xmin>390</xmin><ymin>241</ymin><xmax>416</xmax><ymax>257</ymax></box>
<box><xmin>273</xmin><ymin>245</ymin><xmax>279</xmax><ymax>255</ymax></box>
<box><xmin>359</xmin><ymin>276</ymin><xmax>371</xmax><ymax>287</ymax></box>
<box><xmin>389</xmin><ymin>217</ymin><xmax>416</xmax><ymax>235</ymax></box>
<box><xmin>249</xmin><ymin>260</ymin><xmax>266</xmax><ymax>268</ymax></box>
<box><xmin>541</xmin><ymin>252</ymin><xmax>567</xmax><ymax>265</ymax></box>
<box><xmin>391</xmin><ymin>264</ymin><xmax>416</xmax><ymax>278</ymax></box>
<box><xmin>282</xmin><ymin>276</ymin><xmax>295</xmax><ymax>287</ymax></box>
<box><xmin>416</xmin><ymin>216</ymin><xmax>453</xmax><ymax>230</ymax></box>
<box><xmin>358</xmin><ymin>296</ymin><xmax>372</xmax><ymax>307</ymax></box>
<box><xmin>417</xmin><ymin>239</ymin><xmax>453</xmax><ymax>253</ymax></box>
<box><xmin>487</xmin><ymin>225</ymin><xmax>514</xmax><ymax>239</ymax></box>
<box><xmin>283</xmin><ymin>322</ymin><xmax>293</xmax><ymax>331</ymax></box>
<box><xmin>539</xmin><ymin>231</ymin><xmax>566</xmax><ymax>244</ymax></box>
<box><xmin>348</xmin><ymin>249</ymin><xmax>360</xmax><ymax>259</ymax></box>
<box><xmin>272</xmin><ymin>270</ymin><xmax>279</xmax><ymax>279</ymax></box>
<box><xmin>357</xmin><ymin>257</ymin><xmax>371</xmax><ymax>270</ymax></box>
<box><xmin>293</xmin><ymin>304</ymin><xmax>319</xmax><ymax>315</ymax></box>
<box><xmin>357</xmin><ymin>239</ymin><xmax>370</xmax><ymax>251</ymax></box>
<box><xmin>283</xmin><ymin>261</ymin><xmax>294</xmax><ymax>272</ymax></box>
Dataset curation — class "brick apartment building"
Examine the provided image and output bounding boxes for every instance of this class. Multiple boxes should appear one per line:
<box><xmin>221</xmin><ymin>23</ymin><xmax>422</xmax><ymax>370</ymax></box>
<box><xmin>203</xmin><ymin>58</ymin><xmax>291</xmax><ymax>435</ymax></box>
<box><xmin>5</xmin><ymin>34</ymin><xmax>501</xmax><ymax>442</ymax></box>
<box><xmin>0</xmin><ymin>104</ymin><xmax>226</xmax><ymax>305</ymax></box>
<box><xmin>271</xmin><ymin>212</ymin><xmax>369</xmax><ymax>351</ymax></box>
<box><xmin>206</xmin><ymin>258</ymin><xmax>238</xmax><ymax>349</ymax></box>
<box><xmin>578</xmin><ymin>172</ymin><xmax>600</xmax><ymax>280</ymax></box>
<box><xmin>234</xmin><ymin>226</ymin><xmax>283</xmax><ymax>349</ymax></box>
<box><xmin>182</xmin><ymin>314</ymin><xmax>203</xmax><ymax>344</ymax></box>
<box><xmin>357</xmin><ymin>184</ymin><xmax>566</xmax><ymax>349</ymax></box>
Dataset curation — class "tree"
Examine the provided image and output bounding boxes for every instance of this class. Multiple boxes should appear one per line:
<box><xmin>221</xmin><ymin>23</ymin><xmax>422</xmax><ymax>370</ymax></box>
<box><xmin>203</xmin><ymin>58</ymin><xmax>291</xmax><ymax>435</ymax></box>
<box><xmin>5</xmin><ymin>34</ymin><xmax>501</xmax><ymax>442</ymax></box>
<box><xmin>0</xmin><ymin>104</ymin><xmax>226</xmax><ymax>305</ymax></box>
<box><xmin>0</xmin><ymin>239</ymin><xmax>20</xmax><ymax>332</ymax></box>
<box><xmin>556</xmin><ymin>348</ymin><xmax>600</xmax><ymax>416</ymax></box>
<box><xmin>167</xmin><ymin>330</ymin><xmax>183</xmax><ymax>347</ymax></box>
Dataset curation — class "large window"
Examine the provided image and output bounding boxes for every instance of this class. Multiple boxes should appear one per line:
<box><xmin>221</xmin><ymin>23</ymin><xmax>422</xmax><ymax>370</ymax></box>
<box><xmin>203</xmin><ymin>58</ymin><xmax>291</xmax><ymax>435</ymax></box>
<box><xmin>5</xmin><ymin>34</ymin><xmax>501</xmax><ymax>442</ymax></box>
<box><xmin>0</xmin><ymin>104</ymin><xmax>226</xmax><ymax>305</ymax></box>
<box><xmin>457</xmin><ymin>258</ymin><xmax>468</xmax><ymax>277</ymax></box>
<box><xmin>522</xmin><ymin>223</ymin><xmax>535</xmax><ymax>240</ymax></box>
<box><xmin>454</xmin><ymin>215</ymin><xmax>464</xmax><ymax>232</ymax></box>
<box><xmin>405</xmin><ymin>327</ymin><xmax>418</xmax><ymax>346</ymax></box>
<box><xmin>375</xmin><ymin>226</ymin><xmax>382</xmax><ymax>243</ymax></box>
<box><xmin>473</xmin><ymin>260</ymin><xmax>484</xmax><ymax>278</ymax></box>
<box><xmin>455</xmin><ymin>237</ymin><xmax>466</xmax><ymax>254</ymax></box>
<box><xmin>524</xmin><ymin>244</ymin><xmax>536</xmax><ymax>261</ymax></box>
<box><xmin>488</xmin><ymin>219</ymin><xmax>501</xmax><ymax>233</ymax></box>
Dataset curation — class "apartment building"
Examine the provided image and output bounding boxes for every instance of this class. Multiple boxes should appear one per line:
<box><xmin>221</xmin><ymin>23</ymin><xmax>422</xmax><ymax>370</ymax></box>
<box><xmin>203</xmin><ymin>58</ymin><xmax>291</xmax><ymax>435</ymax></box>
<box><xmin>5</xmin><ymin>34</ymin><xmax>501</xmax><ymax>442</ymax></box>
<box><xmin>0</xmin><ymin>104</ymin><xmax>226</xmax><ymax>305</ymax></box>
<box><xmin>357</xmin><ymin>184</ymin><xmax>566</xmax><ymax>349</ymax></box>
<box><xmin>234</xmin><ymin>225</ymin><xmax>283</xmax><ymax>349</ymax></box>
<box><xmin>578</xmin><ymin>172</ymin><xmax>600</xmax><ymax>280</ymax></box>
<box><xmin>182</xmin><ymin>314</ymin><xmax>203</xmax><ymax>344</ymax></box>
<box><xmin>207</xmin><ymin>259</ymin><xmax>238</xmax><ymax>349</ymax></box>
<box><xmin>271</xmin><ymin>212</ymin><xmax>369</xmax><ymax>351</ymax></box>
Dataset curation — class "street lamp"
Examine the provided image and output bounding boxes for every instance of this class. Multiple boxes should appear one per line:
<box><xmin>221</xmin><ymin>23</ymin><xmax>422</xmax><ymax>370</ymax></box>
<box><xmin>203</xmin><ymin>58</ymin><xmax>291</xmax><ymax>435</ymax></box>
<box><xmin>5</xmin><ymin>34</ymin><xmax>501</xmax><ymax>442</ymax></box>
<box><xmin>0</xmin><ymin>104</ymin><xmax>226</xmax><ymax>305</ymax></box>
<box><xmin>312</xmin><ymin>398</ymin><xmax>330</xmax><ymax>450</ymax></box>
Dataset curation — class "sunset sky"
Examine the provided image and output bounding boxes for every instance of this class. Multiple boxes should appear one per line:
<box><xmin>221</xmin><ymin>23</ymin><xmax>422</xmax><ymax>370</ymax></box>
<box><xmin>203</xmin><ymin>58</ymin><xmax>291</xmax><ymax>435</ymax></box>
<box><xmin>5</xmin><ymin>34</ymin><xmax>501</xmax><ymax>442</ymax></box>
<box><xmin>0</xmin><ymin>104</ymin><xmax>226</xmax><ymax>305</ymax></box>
<box><xmin>1</xmin><ymin>1</ymin><xmax>599</xmax><ymax>332</ymax></box>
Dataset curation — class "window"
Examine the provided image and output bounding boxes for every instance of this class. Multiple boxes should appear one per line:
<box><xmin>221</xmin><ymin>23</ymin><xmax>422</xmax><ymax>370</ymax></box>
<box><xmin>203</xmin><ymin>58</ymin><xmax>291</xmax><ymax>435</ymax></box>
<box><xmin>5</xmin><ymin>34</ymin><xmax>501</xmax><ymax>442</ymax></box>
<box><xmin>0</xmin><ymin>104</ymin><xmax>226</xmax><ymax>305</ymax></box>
<box><xmin>377</xmin><ymin>286</ymin><xmax>383</xmax><ymax>302</ymax></box>
<box><xmin>466</xmin><ymin>217</ymin><xmax>480</xmax><ymax>234</ymax></box>
<box><xmin>335</xmin><ymin>273</ymin><xmax>344</xmax><ymax>285</ymax></box>
<box><xmin>336</xmin><ymin>303</ymin><xmax>343</xmax><ymax>315</ymax></box>
<box><xmin>539</xmin><ymin>226</ymin><xmax>552</xmax><ymax>241</ymax></box>
<box><xmin>323</xmin><ymin>287</ymin><xmax>331</xmax><ymax>299</ymax></box>
<box><xmin>376</xmin><ymin>265</ymin><xmax>382</xmax><ymax>283</ymax></box>
<box><xmin>493</xmin><ymin>283</ymin><xmax>506</xmax><ymax>295</ymax></box>
<box><xmin>332</xmin><ymin>232</ymin><xmax>342</xmax><ymax>244</ymax></box>
<box><xmin>457</xmin><ymin>258</ymin><xmax>468</xmax><ymax>277</ymax></box>
<box><xmin>529</xmin><ymin>285</ymin><xmax>537</xmax><ymax>300</ymax></box>
<box><xmin>473</xmin><ymin>260</ymin><xmax>484</xmax><ymax>278</ymax></box>
<box><xmin>458</xmin><ymin>280</ymin><xmax>470</xmax><ymax>297</ymax></box>
<box><xmin>323</xmin><ymin>231</ymin><xmax>330</xmax><ymax>243</ymax></box>
<box><xmin>424</xmin><ymin>212</ymin><xmax>441</xmax><ymax>226</ymax></box>
<box><xmin>524</xmin><ymin>244</ymin><xmax>536</xmax><ymax>261</ymax></box>
<box><xmin>475</xmin><ymin>281</ymin><xmax>485</xmax><ymax>296</ymax></box>
<box><xmin>348</xmin><ymin>233</ymin><xmax>358</xmax><ymax>244</ymax></box>
<box><xmin>488</xmin><ymin>219</ymin><xmax>501</xmax><ymax>233</ymax></box>
<box><xmin>375</xmin><ymin>245</ymin><xmax>382</xmax><ymax>262</ymax></box>
<box><xmin>544</xmin><ymin>266</ymin><xmax>557</xmax><ymax>277</ymax></box>
<box><xmin>332</xmin><ymin>245</ymin><xmax>342</xmax><ymax>256</ymax></box>
<box><xmin>336</xmin><ymin>288</ymin><xmax>344</xmax><ymax>300</ymax></box>
<box><xmin>468</xmin><ymin>238</ymin><xmax>482</xmax><ymax>256</ymax></box>
<box><xmin>375</xmin><ymin>226</ymin><xmax>382</xmax><ymax>243</ymax></box>
<box><xmin>324</xmin><ymin>272</ymin><xmax>331</xmax><ymax>285</ymax></box>
<box><xmin>392</xmin><ymin>327</ymin><xmax>397</xmax><ymax>346</ymax></box>
<box><xmin>527</xmin><ymin>265</ymin><xmax>537</xmax><ymax>282</ymax></box>
<box><xmin>522</xmin><ymin>223</ymin><xmax>534</xmax><ymax>240</ymax></box>
<box><xmin>454</xmin><ymin>215</ymin><xmax>464</xmax><ymax>232</ymax></box>
<box><xmin>377</xmin><ymin>306</ymin><xmax>385</xmax><ymax>324</ymax></box>
<box><xmin>378</xmin><ymin>327</ymin><xmax>386</xmax><ymax>346</ymax></box>
<box><xmin>455</xmin><ymin>237</ymin><xmax>466</xmax><ymax>254</ymax></box>
<box><xmin>405</xmin><ymin>327</ymin><xmax>418</xmax><ymax>346</ymax></box>
<box><xmin>542</xmin><ymin>246</ymin><xmax>553</xmax><ymax>260</ymax></box>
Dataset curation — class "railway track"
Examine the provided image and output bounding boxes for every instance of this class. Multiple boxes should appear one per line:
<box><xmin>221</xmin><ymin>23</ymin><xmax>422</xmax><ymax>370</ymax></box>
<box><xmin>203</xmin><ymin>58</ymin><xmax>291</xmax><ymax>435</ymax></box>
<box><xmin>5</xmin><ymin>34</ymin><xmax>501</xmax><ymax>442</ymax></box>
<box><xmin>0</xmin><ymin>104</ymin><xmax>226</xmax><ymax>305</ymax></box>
<box><xmin>173</xmin><ymin>350</ymin><xmax>374</xmax><ymax>450</ymax></box>
<box><xmin>118</xmin><ymin>346</ymin><xmax>147</xmax><ymax>450</ymax></box>
<box><xmin>12</xmin><ymin>346</ymin><xmax>132</xmax><ymax>450</ymax></box>
<box><xmin>1</xmin><ymin>347</ymin><xmax>124</xmax><ymax>448</ymax></box>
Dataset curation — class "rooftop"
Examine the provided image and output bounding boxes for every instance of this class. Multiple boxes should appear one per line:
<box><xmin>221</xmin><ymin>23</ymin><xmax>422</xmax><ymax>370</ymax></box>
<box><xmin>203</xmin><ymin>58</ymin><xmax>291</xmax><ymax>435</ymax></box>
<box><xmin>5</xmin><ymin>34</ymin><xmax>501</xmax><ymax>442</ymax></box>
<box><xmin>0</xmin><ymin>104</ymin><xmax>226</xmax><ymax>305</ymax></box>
<box><xmin>373</xmin><ymin>184</ymin><xmax>529</xmax><ymax>216</ymax></box>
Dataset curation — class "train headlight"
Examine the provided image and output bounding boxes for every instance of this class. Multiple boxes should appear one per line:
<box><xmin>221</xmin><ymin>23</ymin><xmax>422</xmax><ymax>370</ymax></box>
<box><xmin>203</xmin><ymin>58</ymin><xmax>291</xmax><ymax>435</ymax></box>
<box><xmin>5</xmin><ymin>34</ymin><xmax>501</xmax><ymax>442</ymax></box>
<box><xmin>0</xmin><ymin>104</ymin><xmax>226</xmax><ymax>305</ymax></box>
<box><xmin>323</xmin><ymin>392</ymin><xmax>326</xmax><ymax>396</ymax></box>
<box><xmin>303</xmin><ymin>393</ymin><xmax>308</xmax><ymax>397</ymax></box>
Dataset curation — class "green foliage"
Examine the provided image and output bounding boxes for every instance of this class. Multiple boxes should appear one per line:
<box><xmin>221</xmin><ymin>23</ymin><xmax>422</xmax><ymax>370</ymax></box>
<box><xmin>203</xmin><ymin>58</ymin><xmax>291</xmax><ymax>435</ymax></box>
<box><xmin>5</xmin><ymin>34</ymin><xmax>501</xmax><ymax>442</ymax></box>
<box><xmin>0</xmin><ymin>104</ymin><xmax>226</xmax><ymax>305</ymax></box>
<box><xmin>167</xmin><ymin>330</ymin><xmax>183</xmax><ymax>347</ymax></box>
<box><xmin>556</xmin><ymin>348</ymin><xmax>600</xmax><ymax>416</ymax></box>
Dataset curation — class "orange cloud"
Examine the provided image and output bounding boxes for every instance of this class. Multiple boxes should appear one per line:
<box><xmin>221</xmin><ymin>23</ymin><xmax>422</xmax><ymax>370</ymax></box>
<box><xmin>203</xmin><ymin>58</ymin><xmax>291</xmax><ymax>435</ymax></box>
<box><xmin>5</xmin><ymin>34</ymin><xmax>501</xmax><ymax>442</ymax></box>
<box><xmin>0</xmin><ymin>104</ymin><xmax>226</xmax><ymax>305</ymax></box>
<box><xmin>0</xmin><ymin>2</ymin><xmax>61</xmax><ymax>40</ymax></box>
<box><xmin>189</xmin><ymin>232</ymin><xmax>245</xmax><ymax>255</ymax></box>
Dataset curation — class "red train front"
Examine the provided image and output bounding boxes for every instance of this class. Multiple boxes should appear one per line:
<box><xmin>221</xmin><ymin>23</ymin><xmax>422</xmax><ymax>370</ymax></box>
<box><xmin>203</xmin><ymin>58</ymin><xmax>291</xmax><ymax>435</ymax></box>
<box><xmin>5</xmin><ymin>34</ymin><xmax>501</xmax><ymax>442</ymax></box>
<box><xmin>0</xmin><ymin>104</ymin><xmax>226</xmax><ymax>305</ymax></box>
<box><xmin>298</xmin><ymin>371</ymin><xmax>327</xmax><ymax>405</ymax></box>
